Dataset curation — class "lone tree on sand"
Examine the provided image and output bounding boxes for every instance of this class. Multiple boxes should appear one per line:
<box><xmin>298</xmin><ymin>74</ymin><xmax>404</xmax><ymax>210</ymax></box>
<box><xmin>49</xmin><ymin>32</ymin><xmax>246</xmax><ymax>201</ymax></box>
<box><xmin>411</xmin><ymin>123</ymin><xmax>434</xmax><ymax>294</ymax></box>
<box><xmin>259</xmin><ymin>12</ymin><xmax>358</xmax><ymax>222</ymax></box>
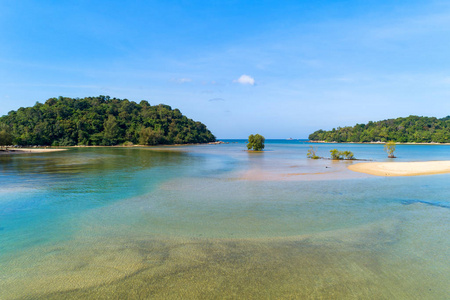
<box><xmin>247</xmin><ymin>134</ymin><xmax>265</xmax><ymax>151</ymax></box>
<box><xmin>384</xmin><ymin>141</ymin><xmax>396</xmax><ymax>158</ymax></box>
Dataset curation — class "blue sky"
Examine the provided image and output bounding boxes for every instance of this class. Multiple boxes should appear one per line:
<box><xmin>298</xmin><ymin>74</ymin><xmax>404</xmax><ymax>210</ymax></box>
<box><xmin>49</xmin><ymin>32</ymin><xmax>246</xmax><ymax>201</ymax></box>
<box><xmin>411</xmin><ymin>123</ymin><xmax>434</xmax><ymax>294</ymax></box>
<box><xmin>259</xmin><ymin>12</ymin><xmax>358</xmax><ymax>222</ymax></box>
<box><xmin>1</xmin><ymin>0</ymin><xmax>450</xmax><ymax>138</ymax></box>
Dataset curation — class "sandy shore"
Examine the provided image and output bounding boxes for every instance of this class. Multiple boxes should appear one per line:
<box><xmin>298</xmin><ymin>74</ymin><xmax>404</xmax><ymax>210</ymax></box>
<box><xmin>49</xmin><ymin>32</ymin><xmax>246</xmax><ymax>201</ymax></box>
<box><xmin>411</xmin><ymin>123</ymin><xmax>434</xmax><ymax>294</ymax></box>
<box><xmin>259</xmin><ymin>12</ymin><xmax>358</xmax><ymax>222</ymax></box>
<box><xmin>0</xmin><ymin>148</ymin><xmax>67</xmax><ymax>155</ymax></box>
<box><xmin>348</xmin><ymin>161</ymin><xmax>450</xmax><ymax>176</ymax></box>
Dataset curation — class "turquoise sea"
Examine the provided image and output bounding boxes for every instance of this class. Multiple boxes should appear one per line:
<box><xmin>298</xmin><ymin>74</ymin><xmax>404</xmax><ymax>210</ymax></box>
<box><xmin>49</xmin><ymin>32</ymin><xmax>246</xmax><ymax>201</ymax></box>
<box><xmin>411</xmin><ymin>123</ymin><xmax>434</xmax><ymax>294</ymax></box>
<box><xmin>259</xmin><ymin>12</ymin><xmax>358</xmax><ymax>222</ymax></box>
<box><xmin>0</xmin><ymin>140</ymin><xmax>449</xmax><ymax>299</ymax></box>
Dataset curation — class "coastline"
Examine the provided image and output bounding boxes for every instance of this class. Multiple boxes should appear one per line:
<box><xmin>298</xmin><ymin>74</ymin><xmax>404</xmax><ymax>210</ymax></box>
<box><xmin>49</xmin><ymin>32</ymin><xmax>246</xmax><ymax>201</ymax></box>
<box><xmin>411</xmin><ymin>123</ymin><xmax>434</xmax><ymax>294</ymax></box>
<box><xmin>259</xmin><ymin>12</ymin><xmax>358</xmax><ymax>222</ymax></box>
<box><xmin>65</xmin><ymin>142</ymin><xmax>217</xmax><ymax>148</ymax></box>
<box><xmin>348</xmin><ymin>161</ymin><xmax>450</xmax><ymax>176</ymax></box>
<box><xmin>309</xmin><ymin>140</ymin><xmax>450</xmax><ymax>145</ymax></box>
<box><xmin>0</xmin><ymin>142</ymin><xmax>219</xmax><ymax>155</ymax></box>
<box><xmin>0</xmin><ymin>148</ymin><xmax>67</xmax><ymax>155</ymax></box>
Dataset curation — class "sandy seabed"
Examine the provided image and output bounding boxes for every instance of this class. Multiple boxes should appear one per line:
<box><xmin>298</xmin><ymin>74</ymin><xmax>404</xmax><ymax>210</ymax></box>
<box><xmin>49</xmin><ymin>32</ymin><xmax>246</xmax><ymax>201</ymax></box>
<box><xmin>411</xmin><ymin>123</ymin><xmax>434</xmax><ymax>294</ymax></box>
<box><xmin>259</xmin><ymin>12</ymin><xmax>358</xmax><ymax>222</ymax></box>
<box><xmin>1</xmin><ymin>217</ymin><xmax>448</xmax><ymax>300</ymax></box>
<box><xmin>348</xmin><ymin>160</ymin><xmax>450</xmax><ymax>176</ymax></box>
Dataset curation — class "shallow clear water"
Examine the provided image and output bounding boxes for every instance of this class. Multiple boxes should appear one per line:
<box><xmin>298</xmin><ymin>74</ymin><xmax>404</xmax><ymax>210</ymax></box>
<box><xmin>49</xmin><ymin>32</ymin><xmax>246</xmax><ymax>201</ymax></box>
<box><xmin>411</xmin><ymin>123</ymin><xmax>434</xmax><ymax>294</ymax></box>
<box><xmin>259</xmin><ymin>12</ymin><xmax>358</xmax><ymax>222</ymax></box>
<box><xmin>0</xmin><ymin>141</ymin><xmax>449</xmax><ymax>299</ymax></box>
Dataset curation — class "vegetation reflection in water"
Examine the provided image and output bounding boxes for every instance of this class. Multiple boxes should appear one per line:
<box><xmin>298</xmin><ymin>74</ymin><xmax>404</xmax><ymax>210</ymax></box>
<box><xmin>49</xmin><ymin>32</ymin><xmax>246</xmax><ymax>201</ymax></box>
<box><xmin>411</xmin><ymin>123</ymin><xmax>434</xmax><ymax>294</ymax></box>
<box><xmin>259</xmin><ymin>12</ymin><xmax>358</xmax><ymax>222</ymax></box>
<box><xmin>0</xmin><ymin>142</ymin><xmax>449</xmax><ymax>299</ymax></box>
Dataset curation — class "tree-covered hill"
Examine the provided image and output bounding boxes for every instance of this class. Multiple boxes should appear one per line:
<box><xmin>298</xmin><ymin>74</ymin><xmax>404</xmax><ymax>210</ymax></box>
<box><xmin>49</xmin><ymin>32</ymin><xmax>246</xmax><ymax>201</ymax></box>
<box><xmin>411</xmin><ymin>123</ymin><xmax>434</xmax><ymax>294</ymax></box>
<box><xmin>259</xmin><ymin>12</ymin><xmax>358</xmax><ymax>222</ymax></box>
<box><xmin>308</xmin><ymin>115</ymin><xmax>450</xmax><ymax>143</ymax></box>
<box><xmin>0</xmin><ymin>96</ymin><xmax>216</xmax><ymax>146</ymax></box>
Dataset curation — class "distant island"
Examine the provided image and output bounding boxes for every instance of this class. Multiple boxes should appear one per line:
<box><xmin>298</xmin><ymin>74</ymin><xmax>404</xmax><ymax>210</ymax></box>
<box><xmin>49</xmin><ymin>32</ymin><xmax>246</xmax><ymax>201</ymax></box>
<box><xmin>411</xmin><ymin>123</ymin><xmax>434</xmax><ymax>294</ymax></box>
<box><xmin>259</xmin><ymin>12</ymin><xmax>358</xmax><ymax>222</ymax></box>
<box><xmin>309</xmin><ymin>115</ymin><xmax>450</xmax><ymax>143</ymax></box>
<box><xmin>0</xmin><ymin>96</ymin><xmax>216</xmax><ymax>146</ymax></box>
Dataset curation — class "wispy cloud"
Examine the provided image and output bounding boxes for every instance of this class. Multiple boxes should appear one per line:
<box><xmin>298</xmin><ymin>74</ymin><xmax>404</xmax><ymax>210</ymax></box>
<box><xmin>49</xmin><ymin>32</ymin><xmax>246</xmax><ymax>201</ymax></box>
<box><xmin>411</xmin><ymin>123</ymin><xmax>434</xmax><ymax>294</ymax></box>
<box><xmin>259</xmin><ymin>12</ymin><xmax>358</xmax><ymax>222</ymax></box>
<box><xmin>234</xmin><ymin>74</ymin><xmax>255</xmax><ymax>85</ymax></box>
<box><xmin>171</xmin><ymin>78</ymin><xmax>192</xmax><ymax>83</ymax></box>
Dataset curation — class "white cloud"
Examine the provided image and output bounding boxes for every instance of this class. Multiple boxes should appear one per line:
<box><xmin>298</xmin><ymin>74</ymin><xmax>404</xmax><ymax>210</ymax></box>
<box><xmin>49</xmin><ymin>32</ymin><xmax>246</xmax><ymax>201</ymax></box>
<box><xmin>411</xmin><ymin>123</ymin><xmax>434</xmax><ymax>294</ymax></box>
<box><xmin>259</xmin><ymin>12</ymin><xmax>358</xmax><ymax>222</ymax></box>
<box><xmin>171</xmin><ymin>78</ymin><xmax>192</xmax><ymax>83</ymax></box>
<box><xmin>234</xmin><ymin>74</ymin><xmax>255</xmax><ymax>85</ymax></box>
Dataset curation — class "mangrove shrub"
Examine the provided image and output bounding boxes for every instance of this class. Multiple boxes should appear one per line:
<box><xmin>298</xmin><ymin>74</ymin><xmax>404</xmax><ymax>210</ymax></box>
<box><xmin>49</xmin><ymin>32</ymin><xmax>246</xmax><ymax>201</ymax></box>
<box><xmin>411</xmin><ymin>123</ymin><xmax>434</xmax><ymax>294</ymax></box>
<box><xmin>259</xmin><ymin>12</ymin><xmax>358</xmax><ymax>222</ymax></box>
<box><xmin>247</xmin><ymin>134</ymin><xmax>265</xmax><ymax>151</ymax></box>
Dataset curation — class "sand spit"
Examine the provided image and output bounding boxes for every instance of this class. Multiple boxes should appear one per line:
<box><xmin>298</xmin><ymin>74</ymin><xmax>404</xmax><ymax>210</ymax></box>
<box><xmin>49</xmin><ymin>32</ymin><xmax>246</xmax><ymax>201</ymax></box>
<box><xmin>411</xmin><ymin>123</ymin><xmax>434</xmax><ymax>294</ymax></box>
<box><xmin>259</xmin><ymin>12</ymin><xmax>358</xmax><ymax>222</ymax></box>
<box><xmin>348</xmin><ymin>161</ymin><xmax>450</xmax><ymax>176</ymax></box>
<box><xmin>238</xmin><ymin>161</ymin><xmax>367</xmax><ymax>181</ymax></box>
<box><xmin>0</xmin><ymin>148</ymin><xmax>67</xmax><ymax>155</ymax></box>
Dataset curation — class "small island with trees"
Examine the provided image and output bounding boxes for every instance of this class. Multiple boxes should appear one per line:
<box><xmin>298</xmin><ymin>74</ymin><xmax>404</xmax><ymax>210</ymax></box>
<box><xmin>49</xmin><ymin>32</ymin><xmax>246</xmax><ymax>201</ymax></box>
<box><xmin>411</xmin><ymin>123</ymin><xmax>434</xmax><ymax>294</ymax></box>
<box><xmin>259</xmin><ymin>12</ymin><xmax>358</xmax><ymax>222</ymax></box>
<box><xmin>0</xmin><ymin>96</ymin><xmax>216</xmax><ymax>147</ymax></box>
<box><xmin>308</xmin><ymin>115</ymin><xmax>450</xmax><ymax>143</ymax></box>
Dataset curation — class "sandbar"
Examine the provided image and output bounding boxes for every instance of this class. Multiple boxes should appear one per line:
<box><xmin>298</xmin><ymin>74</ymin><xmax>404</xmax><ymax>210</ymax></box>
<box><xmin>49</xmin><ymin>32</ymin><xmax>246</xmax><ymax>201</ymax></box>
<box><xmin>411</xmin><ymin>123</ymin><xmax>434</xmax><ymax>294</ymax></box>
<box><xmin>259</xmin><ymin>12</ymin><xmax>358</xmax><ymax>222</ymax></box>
<box><xmin>348</xmin><ymin>161</ymin><xmax>450</xmax><ymax>176</ymax></box>
<box><xmin>0</xmin><ymin>148</ymin><xmax>67</xmax><ymax>155</ymax></box>
<box><xmin>238</xmin><ymin>162</ymin><xmax>365</xmax><ymax>181</ymax></box>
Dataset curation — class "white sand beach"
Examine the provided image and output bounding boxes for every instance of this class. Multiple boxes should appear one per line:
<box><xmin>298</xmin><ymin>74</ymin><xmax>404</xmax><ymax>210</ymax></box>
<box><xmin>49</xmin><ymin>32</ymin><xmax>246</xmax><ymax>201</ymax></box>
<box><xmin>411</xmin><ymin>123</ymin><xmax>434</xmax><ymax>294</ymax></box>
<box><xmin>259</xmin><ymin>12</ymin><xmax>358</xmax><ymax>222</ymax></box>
<box><xmin>0</xmin><ymin>148</ymin><xmax>67</xmax><ymax>155</ymax></box>
<box><xmin>348</xmin><ymin>161</ymin><xmax>450</xmax><ymax>176</ymax></box>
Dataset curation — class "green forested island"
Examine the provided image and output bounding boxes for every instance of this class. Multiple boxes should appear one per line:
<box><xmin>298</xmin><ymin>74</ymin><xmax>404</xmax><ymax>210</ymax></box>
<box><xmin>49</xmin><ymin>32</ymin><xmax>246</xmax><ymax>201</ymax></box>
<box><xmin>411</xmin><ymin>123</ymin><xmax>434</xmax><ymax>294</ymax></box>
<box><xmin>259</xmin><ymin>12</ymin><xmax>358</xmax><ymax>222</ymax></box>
<box><xmin>309</xmin><ymin>115</ymin><xmax>450</xmax><ymax>143</ymax></box>
<box><xmin>0</xmin><ymin>96</ymin><xmax>216</xmax><ymax>146</ymax></box>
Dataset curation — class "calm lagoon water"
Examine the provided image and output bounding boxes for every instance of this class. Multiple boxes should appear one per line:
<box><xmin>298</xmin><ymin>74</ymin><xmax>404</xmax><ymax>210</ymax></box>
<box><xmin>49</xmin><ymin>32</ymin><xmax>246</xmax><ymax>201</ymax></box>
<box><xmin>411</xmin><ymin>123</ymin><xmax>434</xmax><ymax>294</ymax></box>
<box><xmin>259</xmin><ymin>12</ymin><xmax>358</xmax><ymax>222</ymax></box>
<box><xmin>0</xmin><ymin>140</ymin><xmax>449</xmax><ymax>299</ymax></box>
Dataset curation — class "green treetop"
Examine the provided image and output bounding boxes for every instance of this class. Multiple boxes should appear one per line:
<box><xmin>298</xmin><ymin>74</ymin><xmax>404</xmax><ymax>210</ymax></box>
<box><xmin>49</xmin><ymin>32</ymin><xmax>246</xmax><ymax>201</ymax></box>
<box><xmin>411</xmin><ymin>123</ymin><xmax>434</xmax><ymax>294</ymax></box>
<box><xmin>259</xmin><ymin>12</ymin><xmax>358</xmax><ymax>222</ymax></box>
<box><xmin>330</xmin><ymin>149</ymin><xmax>355</xmax><ymax>160</ymax></box>
<box><xmin>247</xmin><ymin>134</ymin><xmax>265</xmax><ymax>151</ymax></box>
<box><xmin>0</xmin><ymin>124</ymin><xmax>13</xmax><ymax>149</ymax></box>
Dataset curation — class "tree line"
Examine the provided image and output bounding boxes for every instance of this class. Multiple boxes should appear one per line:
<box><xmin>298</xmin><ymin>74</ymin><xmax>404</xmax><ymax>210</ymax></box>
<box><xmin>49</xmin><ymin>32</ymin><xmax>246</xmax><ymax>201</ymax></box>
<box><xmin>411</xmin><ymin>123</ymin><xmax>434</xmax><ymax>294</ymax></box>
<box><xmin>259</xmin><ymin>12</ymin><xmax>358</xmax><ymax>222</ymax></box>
<box><xmin>0</xmin><ymin>96</ymin><xmax>216</xmax><ymax>146</ymax></box>
<box><xmin>308</xmin><ymin>115</ymin><xmax>450</xmax><ymax>143</ymax></box>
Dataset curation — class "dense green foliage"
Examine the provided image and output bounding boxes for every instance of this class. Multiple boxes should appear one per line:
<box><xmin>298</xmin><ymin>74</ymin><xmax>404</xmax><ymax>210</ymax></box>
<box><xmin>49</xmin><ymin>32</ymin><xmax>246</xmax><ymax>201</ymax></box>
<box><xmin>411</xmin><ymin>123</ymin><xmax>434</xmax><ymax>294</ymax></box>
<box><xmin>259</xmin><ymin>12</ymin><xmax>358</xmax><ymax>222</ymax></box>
<box><xmin>247</xmin><ymin>134</ymin><xmax>265</xmax><ymax>151</ymax></box>
<box><xmin>0</xmin><ymin>96</ymin><xmax>216</xmax><ymax>146</ymax></box>
<box><xmin>309</xmin><ymin>115</ymin><xmax>450</xmax><ymax>143</ymax></box>
<box><xmin>0</xmin><ymin>123</ymin><xmax>13</xmax><ymax>148</ymax></box>
<box><xmin>330</xmin><ymin>149</ymin><xmax>355</xmax><ymax>160</ymax></box>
